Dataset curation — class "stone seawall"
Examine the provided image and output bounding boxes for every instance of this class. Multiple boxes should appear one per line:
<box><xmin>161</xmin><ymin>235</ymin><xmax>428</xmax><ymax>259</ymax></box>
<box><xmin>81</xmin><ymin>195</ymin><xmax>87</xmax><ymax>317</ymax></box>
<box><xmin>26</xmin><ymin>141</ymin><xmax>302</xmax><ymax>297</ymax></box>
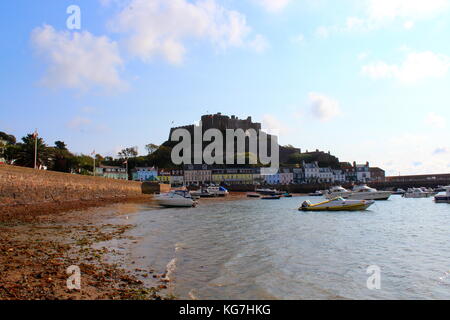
<box><xmin>0</xmin><ymin>164</ymin><xmax>145</xmax><ymax>207</ymax></box>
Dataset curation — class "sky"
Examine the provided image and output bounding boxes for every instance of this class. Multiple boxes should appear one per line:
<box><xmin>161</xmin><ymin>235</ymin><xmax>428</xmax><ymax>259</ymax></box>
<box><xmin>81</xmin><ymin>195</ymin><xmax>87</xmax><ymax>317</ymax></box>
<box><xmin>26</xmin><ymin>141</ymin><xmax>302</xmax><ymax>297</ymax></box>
<box><xmin>1</xmin><ymin>0</ymin><xmax>449</xmax><ymax>176</ymax></box>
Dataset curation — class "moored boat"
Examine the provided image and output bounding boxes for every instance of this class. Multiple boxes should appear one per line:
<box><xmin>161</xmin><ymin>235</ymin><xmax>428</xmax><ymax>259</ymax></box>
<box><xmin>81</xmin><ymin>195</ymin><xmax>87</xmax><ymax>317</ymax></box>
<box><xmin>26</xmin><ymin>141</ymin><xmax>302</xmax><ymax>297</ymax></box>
<box><xmin>155</xmin><ymin>190</ymin><xmax>197</xmax><ymax>208</ymax></box>
<box><xmin>247</xmin><ymin>193</ymin><xmax>261</xmax><ymax>198</ymax></box>
<box><xmin>392</xmin><ymin>188</ymin><xmax>406</xmax><ymax>195</ymax></box>
<box><xmin>299</xmin><ymin>197</ymin><xmax>375</xmax><ymax>212</ymax></box>
<box><xmin>403</xmin><ymin>188</ymin><xmax>437</xmax><ymax>198</ymax></box>
<box><xmin>434</xmin><ymin>186</ymin><xmax>450</xmax><ymax>203</ymax></box>
<box><xmin>348</xmin><ymin>185</ymin><xmax>392</xmax><ymax>200</ymax></box>
<box><xmin>191</xmin><ymin>186</ymin><xmax>229</xmax><ymax>198</ymax></box>
<box><xmin>261</xmin><ymin>195</ymin><xmax>281</xmax><ymax>200</ymax></box>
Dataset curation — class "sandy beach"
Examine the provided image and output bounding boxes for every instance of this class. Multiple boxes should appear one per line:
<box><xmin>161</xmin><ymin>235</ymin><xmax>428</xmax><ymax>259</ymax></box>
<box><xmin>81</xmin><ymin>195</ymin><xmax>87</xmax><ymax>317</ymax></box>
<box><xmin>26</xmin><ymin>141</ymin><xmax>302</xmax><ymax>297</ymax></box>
<box><xmin>0</xmin><ymin>196</ymin><xmax>175</xmax><ymax>300</ymax></box>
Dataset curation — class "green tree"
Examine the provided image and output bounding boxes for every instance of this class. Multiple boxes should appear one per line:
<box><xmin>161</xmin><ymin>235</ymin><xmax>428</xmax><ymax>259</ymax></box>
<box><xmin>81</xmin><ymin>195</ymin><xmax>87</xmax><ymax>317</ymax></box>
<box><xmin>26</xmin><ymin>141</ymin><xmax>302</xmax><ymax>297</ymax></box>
<box><xmin>14</xmin><ymin>134</ymin><xmax>52</xmax><ymax>168</ymax></box>
<box><xmin>118</xmin><ymin>147</ymin><xmax>138</xmax><ymax>159</ymax></box>
<box><xmin>145</xmin><ymin>143</ymin><xmax>159</xmax><ymax>155</ymax></box>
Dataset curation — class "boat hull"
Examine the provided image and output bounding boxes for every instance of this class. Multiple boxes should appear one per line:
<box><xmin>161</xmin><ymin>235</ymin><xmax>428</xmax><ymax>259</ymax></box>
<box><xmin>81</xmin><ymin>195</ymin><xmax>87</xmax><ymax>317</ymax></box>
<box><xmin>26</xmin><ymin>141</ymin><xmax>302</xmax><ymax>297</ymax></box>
<box><xmin>326</xmin><ymin>191</ymin><xmax>391</xmax><ymax>201</ymax></box>
<box><xmin>300</xmin><ymin>199</ymin><xmax>375</xmax><ymax>212</ymax></box>
<box><xmin>435</xmin><ymin>196</ymin><xmax>450</xmax><ymax>203</ymax></box>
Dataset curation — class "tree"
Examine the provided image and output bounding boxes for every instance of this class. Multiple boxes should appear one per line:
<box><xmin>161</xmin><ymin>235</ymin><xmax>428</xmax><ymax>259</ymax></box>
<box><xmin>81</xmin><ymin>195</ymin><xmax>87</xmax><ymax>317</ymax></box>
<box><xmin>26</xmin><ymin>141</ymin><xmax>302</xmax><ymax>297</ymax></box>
<box><xmin>145</xmin><ymin>143</ymin><xmax>159</xmax><ymax>155</ymax></box>
<box><xmin>54</xmin><ymin>141</ymin><xmax>68</xmax><ymax>150</ymax></box>
<box><xmin>118</xmin><ymin>147</ymin><xmax>138</xmax><ymax>159</ymax></box>
<box><xmin>14</xmin><ymin>134</ymin><xmax>52</xmax><ymax>168</ymax></box>
<box><xmin>0</xmin><ymin>131</ymin><xmax>16</xmax><ymax>144</ymax></box>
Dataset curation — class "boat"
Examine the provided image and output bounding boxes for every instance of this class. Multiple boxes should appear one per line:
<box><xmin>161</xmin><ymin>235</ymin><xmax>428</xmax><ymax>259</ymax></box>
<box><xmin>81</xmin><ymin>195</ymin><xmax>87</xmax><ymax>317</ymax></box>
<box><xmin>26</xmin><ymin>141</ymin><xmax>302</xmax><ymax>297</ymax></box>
<box><xmin>392</xmin><ymin>188</ymin><xmax>406</xmax><ymax>195</ymax></box>
<box><xmin>256</xmin><ymin>188</ymin><xmax>281</xmax><ymax>195</ymax></box>
<box><xmin>155</xmin><ymin>190</ymin><xmax>197</xmax><ymax>208</ymax></box>
<box><xmin>403</xmin><ymin>188</ymin><xmax>437</xmax><ymax>198</ymax></box>
<box><xmin>299</xmin><ymin>197</ymin><xmax>375</xmax><ymax>212</ymax></box>
<box><xmin>324</xmin><ymin>186</ymin><xmax>353</xmax><ymax>199</ymax></box>
<box><xmin>247</xmin><ymin>193</ymin><xmax>261</xmax><ymax>198</ymax></box>
<box><xmin>348</xmin><ymin>185</ymin><xmax>392</xmax><ymax>201</ymax></box>
<box><xmin>261</xmin><ymin>195</ymin><xmax>281</xmax><ymax>200</ymax></box>
<box><xmin>434</xmin><ymin>186</ymin><xmax>450</xmax><ymax>203</ymax></box>
<box><xmin>325</xmin><ymin>185</ymin><xmax>391</xmax><ymax>200</ymax></box>
<box><xmin>308</xmin><ymin>190</ymin><xmax>324</xmax><ymax>196</ymax></box>
<box><xmin>282</xmin><ymin>193</ymin><xmax>293</xmax><ymax>198</ymax></box>
<box><xmin>191</xmin><ymin>186</ymin><xmax>229</xmax><ymax>198</ymax></box>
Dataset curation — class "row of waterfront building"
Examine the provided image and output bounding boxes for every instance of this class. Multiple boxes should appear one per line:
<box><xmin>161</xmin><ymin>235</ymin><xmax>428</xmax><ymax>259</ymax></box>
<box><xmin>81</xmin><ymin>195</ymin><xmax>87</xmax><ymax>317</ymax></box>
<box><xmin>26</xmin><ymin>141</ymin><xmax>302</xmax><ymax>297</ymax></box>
<box><xmin>94</xmin><ymin>161</ymin><xmax>386</xmax><ymax>185</ymax></box>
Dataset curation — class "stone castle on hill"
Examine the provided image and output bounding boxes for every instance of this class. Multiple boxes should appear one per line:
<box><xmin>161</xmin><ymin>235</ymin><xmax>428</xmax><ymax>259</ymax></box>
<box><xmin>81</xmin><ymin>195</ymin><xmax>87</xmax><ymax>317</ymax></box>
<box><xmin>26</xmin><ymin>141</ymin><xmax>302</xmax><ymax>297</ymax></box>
<box><xmin>168</xmin><ymin>113</ymin><xmax>300</xmax><ymax>164</ymax></box>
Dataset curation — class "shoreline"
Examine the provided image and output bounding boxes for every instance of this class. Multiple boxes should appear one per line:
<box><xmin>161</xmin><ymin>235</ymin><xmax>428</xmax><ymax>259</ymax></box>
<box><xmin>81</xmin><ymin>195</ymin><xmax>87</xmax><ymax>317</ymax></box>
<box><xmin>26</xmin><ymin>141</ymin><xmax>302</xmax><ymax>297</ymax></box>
<box><xmin>0</xmin><ymin>198</ymin><xmax>173</xmax><ymax>300</ymax></box>
<box><xmin>0</xmin><ymin>195</ymin><xmax>154</xmax><ymax>223</ymax></box>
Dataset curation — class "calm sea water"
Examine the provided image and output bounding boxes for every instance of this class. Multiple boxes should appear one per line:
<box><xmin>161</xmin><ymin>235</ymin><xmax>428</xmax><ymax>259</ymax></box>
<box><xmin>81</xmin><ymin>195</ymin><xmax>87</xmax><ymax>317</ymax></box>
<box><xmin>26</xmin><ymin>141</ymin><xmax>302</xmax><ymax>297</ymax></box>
<box><xmin>113</xmin><ymin>195</ymin><xmax>450</xmax><ymax>300</ymax></box>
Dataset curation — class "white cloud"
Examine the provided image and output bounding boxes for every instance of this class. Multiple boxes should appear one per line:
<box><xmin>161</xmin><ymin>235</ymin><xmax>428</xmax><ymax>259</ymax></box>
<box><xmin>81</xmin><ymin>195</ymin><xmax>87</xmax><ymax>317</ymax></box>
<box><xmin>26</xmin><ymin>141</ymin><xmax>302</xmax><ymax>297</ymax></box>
<box><xmin>31</xmin><ymin>25</ymin><xmax>126</xmax><ymax>92</ymax></box>
<box><xmin>111</xmin><ymin>0</ymin><xmax>261</xmax><ymax>64</ymax></box>
<box><xmin>425</xmin><ymin>112</ymin><xmax>447</xmax><ymax>128</ymax></box>
<box><xmin>362</xmin><ymin>51</ymin><xmax>450</xmax><ymax>84</ymax></box>
<box><xmin>308</xmin><ymin>92</ymin><xmax>341</xmax><ymax>122</ymax></box>
<box><xmin>261</xmin><ymin>114</ymin><xmax>292</xmax><ymax>136</ymax></box>
<box><xmin>317</xmin><ymin>0</ymin><xmax>450</xmax><ymax>37</ymax></box>
<box><xmin>249</xmin><ymin>34</ymin><xmax>269</xmax><ymax>53</ymax></box>
<box><xmin>367</xmin><ymin>0</ymin><xmax>450</xmax><ymax>21</ymax></box>
<box><xmin>253</xmin><ymin>0</ymin><xmax>291</xmax><ymax>13</ymax></box>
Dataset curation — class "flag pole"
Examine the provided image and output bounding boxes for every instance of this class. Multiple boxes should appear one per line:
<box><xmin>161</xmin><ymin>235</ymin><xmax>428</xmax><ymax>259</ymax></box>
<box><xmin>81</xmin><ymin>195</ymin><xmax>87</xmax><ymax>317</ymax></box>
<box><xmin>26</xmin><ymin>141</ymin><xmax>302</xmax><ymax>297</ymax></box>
<box><xmin>34</xmin><ymin>129</ymin><xmax>38</xmax><ymax>169</ymax></box>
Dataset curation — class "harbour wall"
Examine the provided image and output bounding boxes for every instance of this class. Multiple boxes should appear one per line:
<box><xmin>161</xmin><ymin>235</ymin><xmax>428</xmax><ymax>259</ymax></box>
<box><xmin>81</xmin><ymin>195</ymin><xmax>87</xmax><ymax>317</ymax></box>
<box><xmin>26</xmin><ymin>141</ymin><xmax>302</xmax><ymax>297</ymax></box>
<box><xmin>0</xmin><ymin>164</ymin><xmax>165</xmax><ymax>208</ymax></box>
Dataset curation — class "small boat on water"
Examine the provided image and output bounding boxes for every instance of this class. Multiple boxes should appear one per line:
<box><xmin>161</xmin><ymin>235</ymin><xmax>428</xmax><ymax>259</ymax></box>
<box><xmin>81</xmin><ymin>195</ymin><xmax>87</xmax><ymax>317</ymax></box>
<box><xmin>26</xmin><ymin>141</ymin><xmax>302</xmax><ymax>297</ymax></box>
<box><xmin>256</xmin><ymin>188</ymin><xmax>281</xmax><ymax>195</ymax></box>
<box><xmin>299</xmin><ymin>197</ymin><xmax>375</xmax><ymax>212</ymax></box>
<box><xmin>403</xmin><ymin>187</ymin><xmax>437</xmax><ymax>198</ymax></box>
<box><xmin>434</xmin><ymin>186</ymin><xmax>450</xmax><ymax>203</ymax></box>
<box><xmin>155</xmin><ymin>190</ymin><xmax>197</xmax><ymax>208</ymax></box>
<box><xmin>309</xmin><ymin>190</ymin><xmax>324</xmax><ymax>196</ymax></box>
<box><xmin>247</xmin><ymin>193</ymin><xmax>261</xmax><ymax>198</ymax></box>
<box><xmin>261</xmin><ymin>195</ymin><xmax>281</xmax><ymax>200</ymax></box>
<box><xmin>191</xmin><ymin>186</ymin><xmax>229</xmax><ymax>198</ymax></box>
<box><xmin>325</xmin><ymin>185</ymin><xmax>392</xmax><ymax>201</ymax></box>
<box><xmin>282</xmin><ymin>193</ymin><xmax>293</xmax><ymax>198</ymax></box>
<box><xmin>392</xmin><ymin>188</ymin><xmax>406</xmax><ymax>195</ymax></box>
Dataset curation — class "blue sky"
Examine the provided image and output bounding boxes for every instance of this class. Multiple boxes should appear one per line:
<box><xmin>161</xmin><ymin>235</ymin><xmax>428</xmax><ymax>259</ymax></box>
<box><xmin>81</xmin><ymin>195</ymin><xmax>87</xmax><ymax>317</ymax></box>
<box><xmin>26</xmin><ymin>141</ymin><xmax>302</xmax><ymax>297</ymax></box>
<box><xmin>1</xmin><ymin>0</ymin><xmax>449</xmax><ymax>175</ymax></box>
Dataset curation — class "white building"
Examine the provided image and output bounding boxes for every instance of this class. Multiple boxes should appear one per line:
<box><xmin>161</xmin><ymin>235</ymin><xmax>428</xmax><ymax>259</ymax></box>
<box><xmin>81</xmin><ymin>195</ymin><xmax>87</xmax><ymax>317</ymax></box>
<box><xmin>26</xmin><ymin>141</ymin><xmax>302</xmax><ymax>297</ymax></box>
<box><xmin>355</xmin><ymin>162</ymin><xmax>371</xmax><ymax>183</ymax></box>
<box><xmin>333</xmin><ymin>169</ymin><xmax>346</xmax><ymax>183</ymax></box>
<box><xmin>318</xmin><ymin>167</ymin><xmax>334</xmax><ymax>183</ymax></box>
<box><xmin>303</xmin><ymin>161</ymin><xmax>320</xmax><ymax>183</ymax></box>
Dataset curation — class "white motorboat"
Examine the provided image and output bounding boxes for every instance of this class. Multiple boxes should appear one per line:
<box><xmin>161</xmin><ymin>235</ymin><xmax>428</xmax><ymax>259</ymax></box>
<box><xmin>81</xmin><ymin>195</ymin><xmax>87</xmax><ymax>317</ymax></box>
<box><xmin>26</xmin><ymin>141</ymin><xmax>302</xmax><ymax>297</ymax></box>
<box><xmin>155</xmin><ymin>190</ymin><xmax>197</xmax><ymax>208</ymax></box>
<box><xmin>392</xmin><ymin>188</ymin><xmax>406</xmax><ymax>195</ymax></box>
<box><xmin>325</xmin><ymin>185</ymin><xmax>392</xmax><ymax>201</ymax></box>
<box><xmin>206</xmin><ymin>186</ymin><xmax>229</xmax><ymax>197</ymax></box>
<box><xmin>299</xmin><ymin>197</ymin><xmax>375</xmax><ymax>212</ymax></box>
<box><xmin>348</xmin><ymin>185</ymin><xmax>392</xmax><ymax>201</ymax></box>
<box><xmin>324</xmin><ymin>186</ymin><xmax>354</xmax><ymax>199</ymax></box>
<box><xmin>403</xmin><ymin>188</ymin><xmax>437</xmax><ymax>198</ymax></box>
<box><xmin>256</xmin><ymin>188</ymin><xmax>280</xmax><ymax>195</ymax></box>
<box><xmin>191</xmin><ymin>186</ymin><xmax>229</xmax><ymax>198</ymax></box>
<box><xmin>435</xmin><ymin>186</ymin><xmax>450</xmax><ymax>203</ymax></box>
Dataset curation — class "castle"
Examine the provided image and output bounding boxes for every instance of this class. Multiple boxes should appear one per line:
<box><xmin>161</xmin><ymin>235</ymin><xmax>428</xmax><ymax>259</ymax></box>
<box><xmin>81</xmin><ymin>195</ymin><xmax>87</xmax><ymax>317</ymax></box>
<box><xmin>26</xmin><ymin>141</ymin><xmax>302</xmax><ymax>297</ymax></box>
<box><xmin>168</xmin><ymin>113</ymin><xmax>299</xmax><ymax>165</ymax></box>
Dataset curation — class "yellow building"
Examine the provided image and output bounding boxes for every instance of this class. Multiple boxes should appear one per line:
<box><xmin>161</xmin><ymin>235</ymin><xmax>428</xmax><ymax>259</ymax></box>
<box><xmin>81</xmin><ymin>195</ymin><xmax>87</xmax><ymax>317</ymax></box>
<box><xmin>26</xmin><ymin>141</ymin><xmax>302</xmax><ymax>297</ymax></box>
<box><xmin>212</xmin><ymin>168</ymin><xmax>255</xmax><ymax>185</ymax></box>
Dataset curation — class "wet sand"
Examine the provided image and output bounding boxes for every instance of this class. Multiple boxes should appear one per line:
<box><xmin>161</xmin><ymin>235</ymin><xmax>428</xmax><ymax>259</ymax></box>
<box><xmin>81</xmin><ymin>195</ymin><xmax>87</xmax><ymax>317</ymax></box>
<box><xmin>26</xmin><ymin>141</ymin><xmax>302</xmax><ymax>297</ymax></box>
<box><xmin>0</xmin><ymin>197</ymin><xmax>174</xmax><ymax>300</ymax></box>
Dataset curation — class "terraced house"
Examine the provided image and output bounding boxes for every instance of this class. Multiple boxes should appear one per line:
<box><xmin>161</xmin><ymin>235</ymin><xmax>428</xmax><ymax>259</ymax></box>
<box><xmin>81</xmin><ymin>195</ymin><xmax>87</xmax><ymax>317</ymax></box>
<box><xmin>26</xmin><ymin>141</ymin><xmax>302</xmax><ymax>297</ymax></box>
<box><xmin>212</xmin><ymin>168</ymin><xmax>255</xmax><ymax>185</ymax></box>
